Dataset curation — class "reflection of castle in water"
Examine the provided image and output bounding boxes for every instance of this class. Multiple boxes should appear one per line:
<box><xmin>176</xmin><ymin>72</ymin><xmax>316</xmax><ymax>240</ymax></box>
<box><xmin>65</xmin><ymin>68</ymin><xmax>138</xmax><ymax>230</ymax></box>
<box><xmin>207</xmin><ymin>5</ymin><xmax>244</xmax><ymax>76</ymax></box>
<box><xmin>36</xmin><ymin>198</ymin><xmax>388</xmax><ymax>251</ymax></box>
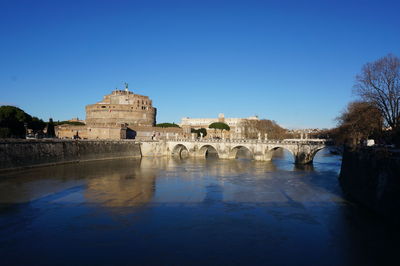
<box><xmin>84</xmin><ymin>159</ymin><xmax>157</xmax><ymax>207</ymax></box>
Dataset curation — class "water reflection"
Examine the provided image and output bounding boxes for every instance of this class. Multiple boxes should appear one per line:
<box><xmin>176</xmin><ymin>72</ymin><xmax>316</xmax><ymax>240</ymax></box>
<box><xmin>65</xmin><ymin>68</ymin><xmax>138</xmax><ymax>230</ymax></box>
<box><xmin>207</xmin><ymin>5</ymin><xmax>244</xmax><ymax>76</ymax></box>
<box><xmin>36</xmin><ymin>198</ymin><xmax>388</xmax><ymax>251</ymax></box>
<box><xmin>85</xmin><ymin>170</ymin><xmax>156</xmax><ymax>208</ymax></box>
<box><xmin>0</xmin><ymin>159</ymin><xmax>154</xmax><ymax>205</ymax></box>
<box><xmin>0</xmin><ymin>151</ymin><xmax>397</xmax><ymax>266</ymax></box>
<box><xmin>0</xmin><ymin>152</ymin><xmax>339</xmax><ymax>208</ymax></box>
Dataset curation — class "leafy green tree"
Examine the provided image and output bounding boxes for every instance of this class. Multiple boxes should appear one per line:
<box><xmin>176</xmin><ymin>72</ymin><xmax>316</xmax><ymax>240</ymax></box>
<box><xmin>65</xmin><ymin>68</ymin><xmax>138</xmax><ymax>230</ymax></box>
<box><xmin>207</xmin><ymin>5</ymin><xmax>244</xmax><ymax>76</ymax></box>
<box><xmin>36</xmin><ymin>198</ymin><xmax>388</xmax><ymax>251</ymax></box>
<box><xmin>209</xmin><ymin>122</ymin><xmax>230</xmax><ymax>131</ymax></box>
<box><xmin>156</xmin><ymin>123</ymin><xmax>180</xmax><ymax>128</ymax></box>
<box><xmin>191</xmin><ymin>128</ymin><xmax>207</xmax><ymax>138</ymax></box>
<box><xmin>47</xmin><ymin>118</ymin><xmax>56</xmax><ymax>138</ymax></box>
<box><xmin>0</xmin><ymin>128</ymin><xmax>11</xmax><ymax>138</ymax></box>
<box><xmin>209</xmin><ymin>122</ymin><xmax>230</xmax><ymax>138</ymax></box>
<box><xmin>29</xmin><ymin>117</ymin><xmax>46</xmax><ymax>132</ymax></box>
<box><xmin>0</xmin><ymin>105</ymin><xmax>30</xmax><ymax>138</ymax></box>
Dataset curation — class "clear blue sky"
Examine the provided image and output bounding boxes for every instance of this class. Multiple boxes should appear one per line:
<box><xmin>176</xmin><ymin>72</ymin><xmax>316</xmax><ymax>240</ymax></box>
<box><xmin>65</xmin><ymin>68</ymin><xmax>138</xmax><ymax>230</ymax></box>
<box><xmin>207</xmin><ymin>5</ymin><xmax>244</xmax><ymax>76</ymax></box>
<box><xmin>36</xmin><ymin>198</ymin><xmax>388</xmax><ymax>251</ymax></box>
<box><xmin>1</xmin><ymin>0</ymin><xmax>399</xmax><ymax>128</ymax></box>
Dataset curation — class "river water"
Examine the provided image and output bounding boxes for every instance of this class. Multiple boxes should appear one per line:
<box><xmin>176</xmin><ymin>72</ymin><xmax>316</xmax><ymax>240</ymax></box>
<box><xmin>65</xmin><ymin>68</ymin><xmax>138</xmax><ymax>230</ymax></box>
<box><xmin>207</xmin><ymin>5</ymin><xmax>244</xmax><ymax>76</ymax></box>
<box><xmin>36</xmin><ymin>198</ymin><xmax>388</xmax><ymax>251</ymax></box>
<box><xmin>0</xmin><ymin>150</ymin><xmax>398</xmax><ymax>265</ymax></box>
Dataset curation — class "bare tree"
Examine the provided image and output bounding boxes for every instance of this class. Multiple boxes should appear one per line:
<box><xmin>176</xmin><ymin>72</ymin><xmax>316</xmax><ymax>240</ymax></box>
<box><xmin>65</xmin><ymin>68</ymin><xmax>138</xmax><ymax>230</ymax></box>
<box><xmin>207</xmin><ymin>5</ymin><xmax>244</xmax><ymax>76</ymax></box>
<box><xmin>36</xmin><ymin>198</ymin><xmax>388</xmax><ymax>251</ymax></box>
<box><xmin>354</xmin><ymin>54</ymin><xmax>400</xmax><ymax>130</ymax></box>
<box><xmin>333</xmin><ymin>101</ymin><xmax>383</xmax><ymax>146</ymax></box>
<box><xmin>241</xmin><ymin>119</ymin><xmax>288</xmax><ymax>140</ymax></box>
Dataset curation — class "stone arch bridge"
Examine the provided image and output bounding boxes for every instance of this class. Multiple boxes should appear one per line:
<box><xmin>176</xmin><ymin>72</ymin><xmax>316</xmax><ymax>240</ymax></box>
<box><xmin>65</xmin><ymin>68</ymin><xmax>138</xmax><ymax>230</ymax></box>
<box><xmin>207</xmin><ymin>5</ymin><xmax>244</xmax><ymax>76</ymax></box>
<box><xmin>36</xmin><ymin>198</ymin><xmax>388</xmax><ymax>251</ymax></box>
<box><xmin>140</xmin><ymin>139</ymin><xmax>330</xmax><ymax>164</ymax></box>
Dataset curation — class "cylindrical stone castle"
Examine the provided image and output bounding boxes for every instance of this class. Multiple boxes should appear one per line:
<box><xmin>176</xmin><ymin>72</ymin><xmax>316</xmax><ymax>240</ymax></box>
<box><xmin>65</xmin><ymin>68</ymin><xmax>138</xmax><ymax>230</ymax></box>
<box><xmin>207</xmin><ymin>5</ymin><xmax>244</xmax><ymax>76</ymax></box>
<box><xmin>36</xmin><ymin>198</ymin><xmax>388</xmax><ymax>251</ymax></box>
<box><xmin>85</xmin><ymin>89</ymin><xmax>157</xmax><ymax>127</ymax></box>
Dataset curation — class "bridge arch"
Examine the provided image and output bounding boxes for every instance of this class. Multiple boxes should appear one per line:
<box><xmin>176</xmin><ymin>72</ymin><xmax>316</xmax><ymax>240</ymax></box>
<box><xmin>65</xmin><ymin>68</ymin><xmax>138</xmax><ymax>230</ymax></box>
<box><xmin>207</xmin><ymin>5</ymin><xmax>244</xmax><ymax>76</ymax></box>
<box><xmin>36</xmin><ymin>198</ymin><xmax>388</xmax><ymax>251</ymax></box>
<box><xmin>229</xmin><ymin>146</ymin><xmax>254</xmax><ymax>160</ymax></box>
<box><xmin>309</xmin><ymin>146</ymin><xmax>331</xmax><ymax>162</ymax></box>
<box><xmin>172</xmin><ymin>144</ymin><xmax>189</xmax><ymax>158</ymax></box>
<box><xmin>198</xmin><ymin>145</ymin><xmax>219</xmax><ymax>158</ymax></box>
<box><xmin>266</xmin><ymin>146</ymin><xmax>296</xmax><ymax>162</ymax></box>
<box><xmin>294</xmin><ymin>145</ymin><xmax>329</xmax><ymax>164</ymax></box>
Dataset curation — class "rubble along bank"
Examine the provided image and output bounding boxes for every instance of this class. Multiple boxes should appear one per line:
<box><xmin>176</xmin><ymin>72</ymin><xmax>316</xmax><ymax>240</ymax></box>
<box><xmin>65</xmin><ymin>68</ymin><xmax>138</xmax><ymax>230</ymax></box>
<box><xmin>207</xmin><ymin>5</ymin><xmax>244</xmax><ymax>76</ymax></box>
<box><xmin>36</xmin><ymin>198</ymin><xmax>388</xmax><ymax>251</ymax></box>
<box><xmin>339</xmin><ymin>147</ymin><xmax>400</xmax><ymax>224</ymax></box>
<box><xmin>0</xmin><ymin>139</ymin><xmax>141</xmax><ymax>172</ymax></box>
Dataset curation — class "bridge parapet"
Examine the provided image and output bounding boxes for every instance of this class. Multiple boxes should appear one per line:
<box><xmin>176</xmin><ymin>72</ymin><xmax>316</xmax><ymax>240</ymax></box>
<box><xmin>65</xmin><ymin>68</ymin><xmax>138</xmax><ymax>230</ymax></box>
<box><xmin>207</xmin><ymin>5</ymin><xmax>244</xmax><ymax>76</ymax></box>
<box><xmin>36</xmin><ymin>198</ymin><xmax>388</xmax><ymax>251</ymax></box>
<box><xmin>167</xmin><ymin>138</ymin><xmax>328</xmax><ymax>144</ymax></box>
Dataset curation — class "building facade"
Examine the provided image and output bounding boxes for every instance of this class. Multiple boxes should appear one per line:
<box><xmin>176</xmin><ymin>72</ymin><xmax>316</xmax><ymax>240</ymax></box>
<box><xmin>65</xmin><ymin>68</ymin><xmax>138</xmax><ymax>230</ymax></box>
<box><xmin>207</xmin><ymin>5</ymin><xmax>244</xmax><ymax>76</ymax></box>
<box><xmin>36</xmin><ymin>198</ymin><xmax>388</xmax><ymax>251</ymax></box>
<box><xmin>180</xmin><ymin>113</ymin><xmax>260</xmax><ymax>139</ymax></box>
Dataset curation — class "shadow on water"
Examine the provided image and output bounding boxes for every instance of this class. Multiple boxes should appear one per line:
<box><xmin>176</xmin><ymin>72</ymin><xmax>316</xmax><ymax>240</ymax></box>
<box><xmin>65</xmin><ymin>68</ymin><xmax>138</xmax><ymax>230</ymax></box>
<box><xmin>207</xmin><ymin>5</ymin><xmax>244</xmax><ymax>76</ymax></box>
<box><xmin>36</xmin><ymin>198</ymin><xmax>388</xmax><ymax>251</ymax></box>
<box><xmin>293</xmin><ymin>163</ymin><xmax>315</xmax><ymax>171</ymax></box>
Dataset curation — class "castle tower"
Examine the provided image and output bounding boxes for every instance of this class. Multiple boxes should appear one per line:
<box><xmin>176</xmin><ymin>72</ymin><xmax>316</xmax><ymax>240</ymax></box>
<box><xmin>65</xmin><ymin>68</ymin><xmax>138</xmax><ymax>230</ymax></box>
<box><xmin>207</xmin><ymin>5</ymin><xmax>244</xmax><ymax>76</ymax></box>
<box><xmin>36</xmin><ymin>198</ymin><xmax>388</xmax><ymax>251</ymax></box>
<box><xmin>85</xmin><ymin>89</ymin><xmax>157</xmax><ymax>128</ymax></box>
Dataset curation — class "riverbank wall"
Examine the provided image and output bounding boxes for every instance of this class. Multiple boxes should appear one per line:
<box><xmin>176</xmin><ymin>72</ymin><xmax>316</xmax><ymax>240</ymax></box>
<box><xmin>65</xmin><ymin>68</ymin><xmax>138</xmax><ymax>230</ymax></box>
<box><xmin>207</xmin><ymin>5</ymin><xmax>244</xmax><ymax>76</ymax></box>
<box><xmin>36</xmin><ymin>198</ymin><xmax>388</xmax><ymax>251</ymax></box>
<box><xmin>339</xmin><ymin>147</ymin><xmax>400</xmax><ymax>223</ymax></box>
<box><xmin>0</xmin><ymin>139</ymin><xmax>141</xmax><ymax>171</ymax></box>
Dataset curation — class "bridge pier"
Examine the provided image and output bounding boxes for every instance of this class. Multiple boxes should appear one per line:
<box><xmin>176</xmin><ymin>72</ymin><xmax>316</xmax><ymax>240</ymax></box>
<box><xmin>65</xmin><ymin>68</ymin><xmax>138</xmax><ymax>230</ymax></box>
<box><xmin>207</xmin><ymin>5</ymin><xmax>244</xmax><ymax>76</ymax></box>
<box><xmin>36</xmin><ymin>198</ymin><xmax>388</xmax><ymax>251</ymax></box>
<box><xmin>294</xmin><ymin>152</ymin><xmax>314</xmax><ymax>164</ymax></box>
<box><xmin>292</xmin><ymin>145</ymin><xmax>323</xmax><ymax>164</ymax></box>
<box><xmin>218</xmin><ymin>153</ymin><xmax>232</xmax><ymax>160</ymax></box>
<box><xmin>254</xmin><ymin>152</ymin><xmax>273</xmax><ymax>161</ymax></box>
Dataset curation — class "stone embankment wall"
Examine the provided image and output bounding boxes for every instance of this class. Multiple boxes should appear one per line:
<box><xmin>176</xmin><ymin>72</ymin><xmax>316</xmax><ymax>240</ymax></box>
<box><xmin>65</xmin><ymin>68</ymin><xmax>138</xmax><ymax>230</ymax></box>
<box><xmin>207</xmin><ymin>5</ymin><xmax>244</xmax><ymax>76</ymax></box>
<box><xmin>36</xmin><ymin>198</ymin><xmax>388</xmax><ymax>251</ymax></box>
<box><xmin>339</xmin><ymin>147</ymin><xmax>400</xmax><ymax>223</ymax></box>
<box><xmin>0</xmin><ymin>139</ymin><xmax>141</xmax><ymax>171</ymax></box>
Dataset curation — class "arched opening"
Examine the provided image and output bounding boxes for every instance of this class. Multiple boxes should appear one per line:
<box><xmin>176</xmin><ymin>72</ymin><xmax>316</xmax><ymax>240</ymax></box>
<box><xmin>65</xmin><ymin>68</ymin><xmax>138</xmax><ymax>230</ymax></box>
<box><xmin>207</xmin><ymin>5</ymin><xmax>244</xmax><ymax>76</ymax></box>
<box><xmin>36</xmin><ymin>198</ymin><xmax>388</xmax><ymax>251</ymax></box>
<box><xmin>229</xmin><ymin>146</ymin><xmax>253</xmax><ymax>160</ymax></box>
<box><xmin>198</xmin><ymin>145</ymin><xmax>219</xmax><ymax>159</ymax></box>
<box><xmin>311</xmin><ymin>147</ymin><xmax>341</xmax><ymax>167</ymax></box>
<box><xmin>268</xmin><ymin>147</ymin><xmax>295</xmax><ymax>165</ymax></box>
<box><xmin>172</xmin><ymin>144</ymin><xmax>189</xmax><ymax>159</ymax></box>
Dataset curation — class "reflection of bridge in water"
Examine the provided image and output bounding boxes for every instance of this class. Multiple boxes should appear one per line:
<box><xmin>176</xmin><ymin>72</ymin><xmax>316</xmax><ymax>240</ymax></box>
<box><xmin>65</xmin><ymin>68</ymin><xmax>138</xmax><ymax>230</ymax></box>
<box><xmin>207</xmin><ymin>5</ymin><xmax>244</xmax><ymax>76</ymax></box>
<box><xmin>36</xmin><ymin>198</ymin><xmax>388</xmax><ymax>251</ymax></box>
<box><xmin>140</xmin><ymin>139</ymin><xmax>330</xmax><ymax>164</ymax></box>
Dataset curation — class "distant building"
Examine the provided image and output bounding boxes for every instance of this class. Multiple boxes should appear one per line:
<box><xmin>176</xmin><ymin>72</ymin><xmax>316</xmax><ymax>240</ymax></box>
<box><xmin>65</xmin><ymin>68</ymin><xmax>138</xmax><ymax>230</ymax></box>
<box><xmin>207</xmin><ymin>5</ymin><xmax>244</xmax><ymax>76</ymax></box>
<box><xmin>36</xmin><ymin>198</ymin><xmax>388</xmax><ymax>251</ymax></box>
<box><xmin>180</xmin><ymin>113</ymin><xmax>260</xmax><ymax>139</ymax></box>
<box><xmin>286</xmin><ymin>128</ymin><xmax>324</xmax><ymax>139</ymax></box>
